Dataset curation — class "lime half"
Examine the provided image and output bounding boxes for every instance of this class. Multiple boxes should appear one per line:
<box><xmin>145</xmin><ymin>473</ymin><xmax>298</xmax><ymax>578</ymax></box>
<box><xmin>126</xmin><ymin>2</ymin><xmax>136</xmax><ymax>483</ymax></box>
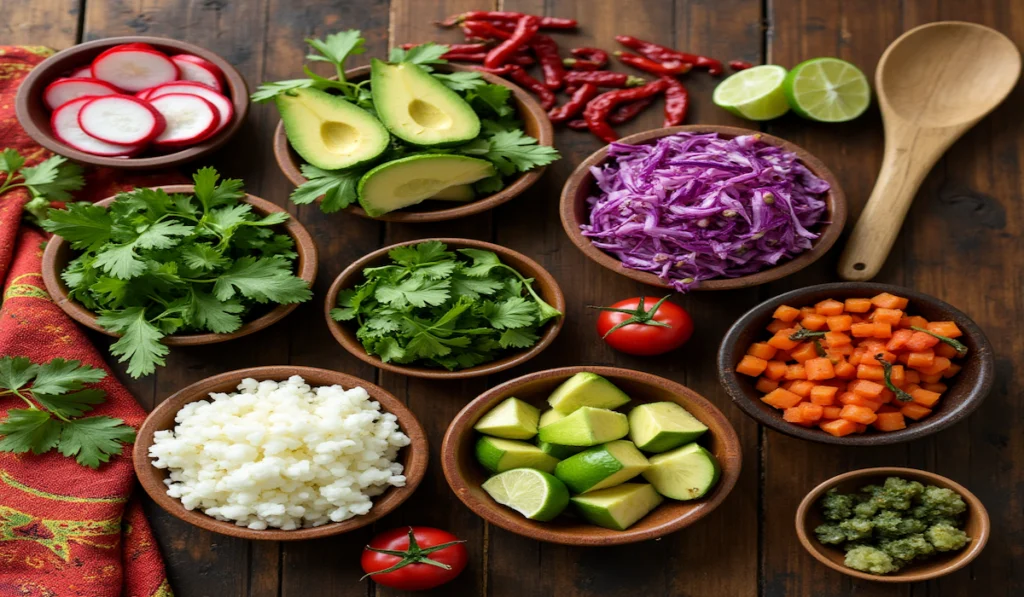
<box><xmin>784</xmin><ymin>58</ymin><xmax>871</xmax><ymax>122</ymax></box>
<box><xmin>481</xmin><ymin>468</ymin><xmax>570</xmax><ymax>521</ymax></box>
<box><xmin>712</xmin><ymin>65</ymin><xmax>790</xmax><ymax>121</ymax></box>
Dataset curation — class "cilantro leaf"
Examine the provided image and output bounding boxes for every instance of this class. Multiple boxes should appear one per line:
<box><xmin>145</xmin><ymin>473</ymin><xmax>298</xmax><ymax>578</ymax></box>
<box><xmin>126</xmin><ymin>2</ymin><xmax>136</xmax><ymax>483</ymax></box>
<box><xmin>0</xmin><ymin>148</ymin><xmax>26</xmax><ymax>173</ymax></box>
<box><xmin>40</xmin><ymin>203</ymin><xmax>112</xmax><ymax>251</ymax></box>
<box><xmin>460</xmin><ymin>130</ymin><xmax>560</xmax><ymax>176</ymax></box>
<box><xmin>375</xmin><ymin>277</ymin><xmax>451</xmax><ymax>308</ymax></box>
<box><xmin>389</xmin><ymin>43</ymin><xmax>449</xmax><ymax>71</ymax></box>
<box><xmin>192</xmin><ymin>166</ymin><xmax>245</xmax><ymax>210</ymax></box>
<box><xmin>93</xmin><ymin>243</ymin><xmax>145</xmax><ymax>280</ymax></box>
<box><xmin>33</xmin><ymin>389</ymin><xmax>106</xmax><ymax>418</ymax></box>
<box><xmin>98</xmin><ymin>307</ymin><xmax>169</xmax><ymax>378</ymax></box>
<box><xmin>458</xmin><ymin>248</ymin><xmax>502</xmax><ymax>276</ymax></box>
<box><xmin>30</xmin><ymin>358</ymin><xmax>105</xmax><ymax>395</ymax></box>
<box><xmin>306</xmin><ymin>30</ymin><xmax>365</xmax><ymax>70</ymax></box>
<box><xmin>57</xmin><ymin>416</ymin><xmax>135</xmax><ymax>469</ymax></box>
<box><xmin>0</xmin><ymin>409</ymin><xmax>62</xmax><ymax>455</ymax></box>
<box><xmin>499</xmin><ymin>327</ymin><xmax>540</xmax><ymax>349</ymax></box>
<box><xmin>251</xmin><ymin>79</ymin><xmax>315</xmax><ymax>102</ymax></box>
<box><xmin>180</xmin><ymin>244</ymin><xmax>228</xmax><ymax>271</ymax></box>
<box><xmin>213</xmin><ymin>256</ymin><xmax>313</xmax><ymax>304</ymax></box>
<box><xmin>388</xmin><ymin>240</ymin><xmax>451</xmax><ymax>266</ymax></box>
<box><xmin>433</xmin><ymin>71</ymin><xmax>487</xmax><ymax>92</ymax></box>
<box><xmin>290</xmin><ymin>165</ymin><xmax>362</xmax><ymax>213</ymax></box>
<box><xmin>0</xmin><ymin>356</ymin><xmax>39</xmax><ymax>392</ymax></box>
<box><xmin>134</xmin><ymin>221</ymin><xmax>194</xmax><ymax>250</ymax></box>
<box><xmin>21</xmin><ymin>156</ymin><xmax>84</xmax><ymax>201</ymax></box>
<box><xmin>481</xmin><ymin>297</ymin><xmax>535</xmax><ymax>329</ymax></box>
<box><xmin>465</xmin><ymin>83</ymin><xmax>514</xmax><ymax>117</ymax></box>
<box><xmin>187</xmin><ymin>290</ymin><xmax>244</xmax><ymax>334</ymax></box>
<box><xmin>373</xmin><ymin>337</ymin><xmax>406</xmax><ymax>362</ymax></box>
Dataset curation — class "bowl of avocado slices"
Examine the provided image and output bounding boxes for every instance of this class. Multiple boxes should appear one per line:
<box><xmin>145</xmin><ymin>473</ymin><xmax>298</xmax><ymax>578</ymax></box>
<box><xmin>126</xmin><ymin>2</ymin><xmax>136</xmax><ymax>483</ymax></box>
<box><xmin>441</xmin><ymin>367</ymin><xmax>742</xmax><ymax>546</ymax></box>
<box><xmin>259</xmin><ymin>32</ymin><xmax>558</xmax><ymax>222</ymax></box>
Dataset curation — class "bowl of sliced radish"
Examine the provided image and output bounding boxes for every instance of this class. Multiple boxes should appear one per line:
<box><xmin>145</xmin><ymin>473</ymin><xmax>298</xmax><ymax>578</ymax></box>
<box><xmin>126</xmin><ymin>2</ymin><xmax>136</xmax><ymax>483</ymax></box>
<box><xmin>16</xmin><ymin>36</ymin><xmax>247</xmax><ymax>169</ymax></box>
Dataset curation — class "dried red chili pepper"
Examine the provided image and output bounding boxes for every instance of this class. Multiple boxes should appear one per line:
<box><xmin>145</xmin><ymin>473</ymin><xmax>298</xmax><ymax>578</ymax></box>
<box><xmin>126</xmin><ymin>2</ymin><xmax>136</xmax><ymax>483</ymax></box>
<box><xmin>608</xmin><ymin>97</ymin><xmax>654</xmax><ymax>124</ymax></box>
<box><xmin>400</xmin><ymin>42</ymin><xmax>490</xmax><ymax>53</ymax></box>
<box><xmin>507</xmin><ymin>65</ymin><xmax>556</xmax><ymax>110</ymax></box>
<box><xmin>566</xmin><ymin>118</ymin><xmax>589</xmax><ymax>130</ymax></box>
<box><xmin>570</xmin><ymin>47</ymin><xmax>609</xmax><ymax>67</ymax></box>
<box><xmin>484</xmin><ymin>15</ymin><xmax>540</xmax><ymax>68</ymax></box>
<box><xmin>614</xmin><ymin>51</ymin><xmax>692</xmax><ymax>76</ymax></box>
<box><xmin>529</xmin><ymin>34</ymin><xmax>565</xmax><ymax>89</ymax></box>
<box><xmin>660</xmin><ymin>76</ymin><xmax>689</xmax><ymax>127</ymax></box>
<box><xmin>461</xmin><ymin>20</ymin><xmax>513</xmax><ymax>41</ymax></box>
<box><xmin>615</xmin><ymin>35</ymin><xmax>723</xmax><ymax>74</ymax></box>
<box><xmin>583</xmin><ymin>79</ymin><xmax>669</xmax><ymax>142</ymax></box>
<box><xmin>469</xmin><ymin>65</ymin><xmax>516</xmax><ymax>76</ymax></box>
<box><xmin>563</xmin><ymin>58</ymin><xmax>602</xmax><ymax>71</ymax></box>
<box><xmin>729</xmin><ymin>60</ymin><xmax>753</xmax><ymax>71</ymax></box>
<box><xmin>439</xmin><ymin>11</ymin><xmax>577</xmax><ymax>29</ymax></box>
<box><xmin>548</xmin><ymin>83</ymin><xmax>598</xmax><ymax>122</ymax></box>
<box><xmin>564</xmin><ymin>70</ymin><xmax>646</xmax><ymax>88</ymax></box>
<box><xmin>442</xmin><ymin>52</ymin><xmax>487</xmax><ymax>63</ymax></box>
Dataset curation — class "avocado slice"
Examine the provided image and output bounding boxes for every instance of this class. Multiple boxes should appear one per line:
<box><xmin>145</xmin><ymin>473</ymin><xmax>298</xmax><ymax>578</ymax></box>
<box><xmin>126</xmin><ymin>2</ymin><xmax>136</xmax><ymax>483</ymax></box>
<box><xmin>357</xmin><ymin>154</ymin><xmax>494</xmax><ymax>217</ymax></box>
<box><xmin>571</xmin><ymin>483</ymin><xmax>663</xmax><ymax>530</ymax></box>
<box><xmin>547</xmin><ymin>372</ymin><xmax>632</xmax><ymax>414</ymax></box>
<box><xmin>275</xmin><ymin>87</ymin><xmax>389</xmax><ymax>170</ymax></box>
<box><xmin>474</xmin><ymin>397</ymin><xmax>540</xmax><ymax>440</ymax></box>
<box><xmin>370</xmin><ymin>59</ymin><xmax>480</xmax><ymax>146</ymax></box>
<box><xmin>430</xmin><ymin>184</ymin><xmax>476</xmax><ymax>202</ymax></box>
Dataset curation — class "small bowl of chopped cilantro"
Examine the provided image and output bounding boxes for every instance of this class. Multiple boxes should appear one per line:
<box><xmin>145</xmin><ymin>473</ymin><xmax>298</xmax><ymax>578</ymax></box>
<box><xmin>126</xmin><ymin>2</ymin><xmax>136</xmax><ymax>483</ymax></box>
<box><xmin>796</xmin><ymin>467</ymin><xmax>989</xmax><ymax>582</ymax></box>
<box><xmin>262</xmin><ymin>32</ymin><xmax>557</xmax><ymax>222</ymax></box>
<box><xmin>40</xmin><ymin>167</ymin><xmax>317</xmax><ymax>378</ymax></box>
<box><xmin>325</xmin><ymin>239</ymin><xmax>564</xmax><ymax>379</ymax></box>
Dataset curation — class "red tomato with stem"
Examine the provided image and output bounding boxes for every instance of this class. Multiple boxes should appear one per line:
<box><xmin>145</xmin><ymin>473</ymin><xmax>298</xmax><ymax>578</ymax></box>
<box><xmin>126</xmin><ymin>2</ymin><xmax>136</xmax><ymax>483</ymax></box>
<box><xmin>593</xmin><ymin>295</ymin><xmax>693</xmax><ymax>355</ymax></box>
<box><xmin>361</xmin><ymin>527</ymin><xmax>468</xmax><ymax>591</ymax></box>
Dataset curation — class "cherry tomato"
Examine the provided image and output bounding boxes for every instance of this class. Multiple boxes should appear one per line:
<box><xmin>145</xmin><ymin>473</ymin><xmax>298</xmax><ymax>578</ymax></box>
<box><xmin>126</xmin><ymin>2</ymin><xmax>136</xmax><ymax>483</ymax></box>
<box><xmin>594</xmin><ymin>295</ymin><xmax>693</xmax><ymax>355</ymax></box>
<box><xmin>361</xmin><ymin>527</ymin><xmax>468</xmax><ymax>591</ymax></box>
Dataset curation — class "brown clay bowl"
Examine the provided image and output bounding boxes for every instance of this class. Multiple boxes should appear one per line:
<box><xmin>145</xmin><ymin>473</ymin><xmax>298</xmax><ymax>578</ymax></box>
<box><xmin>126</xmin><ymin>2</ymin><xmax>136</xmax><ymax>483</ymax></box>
<box><xmin>718</xmin><ymin>282</ymin><xmax>994</xmax><ymax>445</ymax></box>
<box><xmin>15</xmin><ymin>36</ymin><xmax>248</xmax><ymax>169</ymax></box>
<box><xmin>441</xmin><ymin>366</ymin><xmax>742</xmax><ymax>546</ymax></box>
<box><xmin>796</xmin><ymin>467</ymin><xmax>990</xmax><ymax>582</ymax></box>
<box><xmin>273</xmin><ymin>64</ymin><xmax>554</xmax><ymax>222</ymax></box>
<box><xmin>41</xmin><ymin>185</ymin><xmax>317</xmax><ymax>346</ymax></box>
<box><xmin>324</xmin><ymin>238</ymin><xmax>564</xmax><ymax>379</ymax></box>
<box><xmin>133</xmin><ymin>366</ymin><xmax>428</xmax><ymax>540</ymax></box>
<box><xmin>559</xmin><ymin>125</ymin><xmax>847</xmax><ymax>290</ymax></box>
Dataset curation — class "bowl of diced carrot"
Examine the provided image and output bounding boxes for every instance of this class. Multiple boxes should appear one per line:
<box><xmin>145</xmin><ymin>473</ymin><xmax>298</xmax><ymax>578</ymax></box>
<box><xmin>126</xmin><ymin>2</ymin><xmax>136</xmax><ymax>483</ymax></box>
<box><xmin>717</xmin><ymin>283</ymin><xmax>994</xmax><ymax>445</ymax></box>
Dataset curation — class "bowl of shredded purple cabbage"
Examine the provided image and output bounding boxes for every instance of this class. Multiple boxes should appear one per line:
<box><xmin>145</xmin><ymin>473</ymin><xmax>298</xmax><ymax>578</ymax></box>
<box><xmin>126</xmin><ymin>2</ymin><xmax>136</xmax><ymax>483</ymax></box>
<box><xmin>560</xmin><ymin>126</ymin><xmax>846</xmax><ymax>292</ymax></box>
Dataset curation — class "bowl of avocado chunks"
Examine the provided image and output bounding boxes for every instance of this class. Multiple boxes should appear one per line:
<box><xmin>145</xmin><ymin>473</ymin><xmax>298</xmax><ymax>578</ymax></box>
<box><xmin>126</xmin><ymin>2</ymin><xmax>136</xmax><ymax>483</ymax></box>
<box><xmin>442</xmin><ymin>367</ymin><xmax>743</xmax><ymax>546</ymax></box>
<box><xmin>256</xmin><ymin>30</ymin><xmax>558</xmax><ymax>222</ymax></box>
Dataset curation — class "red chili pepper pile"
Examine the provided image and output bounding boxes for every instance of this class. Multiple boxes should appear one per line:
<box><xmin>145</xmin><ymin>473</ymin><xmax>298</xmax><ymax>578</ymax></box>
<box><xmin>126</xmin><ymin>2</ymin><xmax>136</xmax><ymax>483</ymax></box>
<box><xmin>430</xmin><ymin>10</ymin><xmax>742</xmax><ymax>143</ymax></box>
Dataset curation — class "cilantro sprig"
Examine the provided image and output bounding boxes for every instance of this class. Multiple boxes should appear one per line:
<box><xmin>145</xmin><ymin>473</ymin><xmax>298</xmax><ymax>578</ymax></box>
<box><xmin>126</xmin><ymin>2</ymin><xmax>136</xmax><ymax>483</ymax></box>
<box><xmin>331</xmin><ymin>241</ymin><xmax>561</xmax><ymax>370</ymax></box>
<box><xmin>0</xmin><ymin>149</ymin><xmax>85</xmax><ymax>223</ymax></box>
<box><xmin>252</xmin><ymin>30</ymin><xmax>369</xmax><ymax>103</ymax></box>
<box><xmin>40</xmin><ymin>167</ymin><xmax>312</xmax><ymax>378</ymax></box>
<box><xmin>0</xmin><ymin>356</ymin><xmax>134</xmax><ymax>469</ymax></box>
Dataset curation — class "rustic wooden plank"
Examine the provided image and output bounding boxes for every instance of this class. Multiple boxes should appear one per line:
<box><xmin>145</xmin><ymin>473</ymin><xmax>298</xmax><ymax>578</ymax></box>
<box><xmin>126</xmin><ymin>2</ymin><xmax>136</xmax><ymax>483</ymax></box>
<box><xmin>0</xmin><ymin>0</ymin><xmax>81</xmax><ymax>48</ymax></box>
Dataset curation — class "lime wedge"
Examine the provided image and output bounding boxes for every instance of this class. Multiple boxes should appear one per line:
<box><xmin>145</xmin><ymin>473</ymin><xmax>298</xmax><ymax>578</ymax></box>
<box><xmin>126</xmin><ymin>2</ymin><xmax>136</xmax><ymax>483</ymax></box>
<box><xmin>482</xmin><ymin>468</ymin><xmax>570</xmax><ymax>521</ymax></box>
<box><xmin>712</xmin><ymin>65</ymin><xmax>790</xmax><ymax>121</ymax></box>
<box><xmin>783</xmin><ymin>58</ymin><xmax>870</xmax><ymax>122</ymax></box>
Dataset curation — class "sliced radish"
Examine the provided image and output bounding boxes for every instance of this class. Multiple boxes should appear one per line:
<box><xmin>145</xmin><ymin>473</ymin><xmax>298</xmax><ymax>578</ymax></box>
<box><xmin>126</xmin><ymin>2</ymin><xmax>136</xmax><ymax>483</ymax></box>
<box><xmin>43</xmin><ymin>77</ymin><xmax>120</xmax><ymax>110</ymax></box>
<box><xmin>69</xmin><ymin>65</ymin><xmax>94</xmax><ymax>78</ymax></box>
<box><xmin>51</xmin><ymin>97</ymin><xmax>143</xmax><ymax>157</ymax></box>
<box><xmin>147</xmin><ymin>82</ymin><xmax>232</xmax><ymax>134</ymax></box>
<box><xmin>117</xmin><ymin>42</ymin><xmax>156</xmax><ymax>51</ymax></box>
<box><xmin>148</xmin><ymin>93</ymin><xmax>218</xmax><ymax>147</ymax></box>
<box><xmin>78</xmin><ymin>95</ymin><xmax>165</xmax><ymax>145</ymax></box>
<box><xmin>91</xmin><ymin>47</ymin><xmax>179</xmax><ymax>92</ymax></box>
<box><xmin>136</xmin><ymin>88</ymin><xmax>155</xmax><ymax>100</ymax></box>
<box><xmin>170</xmin><ymin>54</ymin><xmax>223</xmax><ymax>92</ymax></box>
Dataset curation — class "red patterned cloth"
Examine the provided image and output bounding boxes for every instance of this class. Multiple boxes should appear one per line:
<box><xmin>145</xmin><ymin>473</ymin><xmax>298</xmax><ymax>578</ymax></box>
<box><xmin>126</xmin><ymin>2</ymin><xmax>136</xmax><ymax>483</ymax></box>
<box><xmin>0</xmin><ymin>47</ymin><xmax>174</xmax><ymax>597</ymax></box>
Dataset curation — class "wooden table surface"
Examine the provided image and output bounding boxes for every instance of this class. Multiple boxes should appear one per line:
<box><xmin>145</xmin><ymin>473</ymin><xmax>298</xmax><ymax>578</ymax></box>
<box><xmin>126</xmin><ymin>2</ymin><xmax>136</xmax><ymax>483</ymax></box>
<box><xmin>6</xmin><ymin>0</ymin><xmax>1021</xmax><ymax>595</ymax></box>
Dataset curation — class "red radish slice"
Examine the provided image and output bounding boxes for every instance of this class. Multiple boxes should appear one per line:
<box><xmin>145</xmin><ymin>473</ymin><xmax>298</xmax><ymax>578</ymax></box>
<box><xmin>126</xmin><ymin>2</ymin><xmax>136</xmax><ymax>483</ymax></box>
<box><xmin>136</xmin><ymin>88</ymin><xmax>155</xmax><ymax>100</ymax></box>
<box><xmin>43</xmin><ymin>77</ymin><xmax>119</xmax><ymax>110</ymax></box>
<box><xmin>51</xmin><ymin>98</ymin><xmax>143</xmax><ymax>157</ymax></box>
<box><xmin>91</xmin><ymin>47</ymin><xmax>179</xmax><ymax>92</ymax></box>
<box><xmin>147</xmin><ymin>82</ymin><xmax>232</xmax><ymax>134</ymax></box>
<box><xmin>170</xmin><ymin>54</ymin><xmax>223</xmax><ymax>91</ymax></box>
<box><xmin>78</xmin><ymin>95</ymin><xmax>165</xmax><ymax>145</ymax></box>
<box><xmin>69</xmin><ymin>65</ymin><xmax>93</xmax><ymax>78</ymax></box>
<box><xmin>117</xmin><ymin>42</ymin><xmax>156</xmax><ymax>51</ymax></box>
<box><xmin>148</xmin><ymin>93</ymin><xmax>218</xmax><ymax>147</ymax></box>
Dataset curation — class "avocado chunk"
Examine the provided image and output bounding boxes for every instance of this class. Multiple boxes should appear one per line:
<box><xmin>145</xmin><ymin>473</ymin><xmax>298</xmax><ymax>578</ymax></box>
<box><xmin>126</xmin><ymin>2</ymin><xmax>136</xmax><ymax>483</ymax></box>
<box><xmin>537</xmin><ymin>406</ymin><xmax>629</xmax><ymax>447</ymax></box>
<box><xmin>475</xmin><ymin>437</ymin><xmax>560</xmax><ymax>474</ymax></box>
<box><xmin>547</xmin><ymin>372</ymin><xmax>632</xmax><ymax>414</ymax></box>
<box><xmin>275</xmin><ymin>87</ymin><xmax>389</xmax><ymax>170</ymax></box>
<box><xmin>370</xmin><ymin>59</ymin><xmax>480</xmax><ymax>146</ymax></box>
<box><xmin>628</xmin><ymin>402</ymin><xmax>708</xmax><ymax>453</ymax></box>
<box><xmin>571</xmin><ymin>483</ymin><xmax>663</xmax><ymax>530</ymax></box>
<box><xmin>474</xmin><ymin>397</ymin><xmax>540</xmax><ymax>440</ymax></box>
<box><xmin>357</xmin><ymin>154</ymin><xmax>494</xmax><ymax>217</ymax></box>
<box><xmin>642</xmin><ymin>443</ymin><xmax>721</xmax><ymax>500</ymax></box>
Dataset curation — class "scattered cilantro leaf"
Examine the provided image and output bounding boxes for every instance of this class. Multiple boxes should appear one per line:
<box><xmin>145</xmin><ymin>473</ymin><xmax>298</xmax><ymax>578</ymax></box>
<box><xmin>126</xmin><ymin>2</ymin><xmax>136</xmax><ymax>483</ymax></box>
<box><xmin>58</xmin><ymin>416</ymin><xmax>137</xmax><ymax>469</ymax></box>
<box><xmin>251</xmin><ymin>79</ymin><xmax>315</xmax><ymax>102</ymax></box>
<box><xmin>465</xmin><ymin>84</ymin><xmax>514</xmax><ymax>117</ymax></box>
<box><xmin>252</xmin><ymin>30</ymin><xmax>364</xmax><ymax>101</ymax></box>
<box><xmin>30</xmin><ymin>358</ymin><xmax>105</xmax><ymax>395</ymax></box>
<box><xmin>389</xmin><ymin>43</ymin><xmax>449</xmax><ymax>71</ymax></box>
<box><xmin>290</xmin><ymin>165</ymin><xmax>363</xmax><ymax>212</ymax></box>
<box><xmin>0</xmin><ymin>150</ymin><xmax>85</xmax><ymax>220</ymax></box>
<box><xmin>459</xmin><ymin>129</ymin><xmax>560</xmax><ymax>176</ymax></box>
<box><xmin>0</xmin><ymin>409</ymin><xmax>62</xmax><ymax>455</ymax></box>
<box><xmin>433</xmin><ymin>71</ymin><xmax>487</xmax><ymax>92</ymax></box>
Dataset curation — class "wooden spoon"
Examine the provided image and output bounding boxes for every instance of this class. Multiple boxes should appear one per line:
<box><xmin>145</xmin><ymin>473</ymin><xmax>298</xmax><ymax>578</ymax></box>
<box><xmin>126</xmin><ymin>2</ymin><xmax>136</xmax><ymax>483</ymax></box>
<box><xmin>838</xmin><ymin>22</ymin><xmax>1020</xmax><ymax>280</ymax></box>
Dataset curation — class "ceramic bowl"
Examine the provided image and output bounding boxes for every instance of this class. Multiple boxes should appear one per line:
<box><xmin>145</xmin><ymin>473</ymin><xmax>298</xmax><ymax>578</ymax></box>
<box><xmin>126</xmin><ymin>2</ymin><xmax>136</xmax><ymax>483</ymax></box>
<box><xmin>324</xmin><ymin>238</ymin><xmax>564</xmax><ymax>379</ymax></box>
<box><xmin>15</xmin><ymin>36</ymin><xmax>248</xmax><ymax>169</ymax></box>
<box><xmin>41</xmin><ymin>185</ymin><xmax>317</xmax><ymax>346</ymax></box>
<box><xmin>441</xmin><ymin>366</ymin><xmax>742</xmax><ymax>545</ymax></box>
<box><xmin>273</xmin><ymin>64</ymin><xmax>554</xmax><ymax>222</ymax></box>
<box><xmin>133</xmin><ymin>366</ymin><xmax>428</xmax><ymax>540</ymax></box>
<box><xmin>796</xmin><ymin>467</ymin><xmax>990</xmax><ymax>582</ymax></box>
<box><xmin>718</xmin><ymin>282</ymin><xmax>994</xmax><ymax>445</ymax></box>
<box><xmin>559</xmin><ymin>125</ymin><xmax>846</xmax><ymax>290</ymax></box>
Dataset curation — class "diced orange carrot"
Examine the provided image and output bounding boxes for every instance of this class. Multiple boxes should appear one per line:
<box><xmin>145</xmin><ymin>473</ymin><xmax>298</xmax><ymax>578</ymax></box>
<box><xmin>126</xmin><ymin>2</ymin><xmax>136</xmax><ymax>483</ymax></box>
<box><xmin>755</xmin><ymin>377</ymin><xmax>780</xmax><ymax>393</ymax></box>
<box><xmin>790</xmin><ymin>342</ymin><xmax>819</xmax><ymax>363</ymax></box>
<box><xmin>899</xmin><ymin>314</ymin><xmax>929</xmax><ymax>329</ymax></box>
<box><xmin>871</xmin><ymin>323</ymin><xmax>893</xmax><ymax>339</ymax></box>
<box><xmin>920</xmin><ymin>372</ymin><xmax>943</xmax><ymax>384</ymax></box>
<box><xmin>934</xmin><ymin>343</ymin><xmax>959</xmax><ymax>359</ymax></box>
<box><xmin>762</xmin><ymin>388</ymin><xmax>803</xmax><ymax>409</ymax></box>
<box><xmin>822</xmin><ymin>406</ymin><xmax>843</xmax><ymax>420</ymax></box>
<box><xmin>805</xmin><ymin>358</ymin><xmax>836</xmax><ymax>381</ymax></box>
<box><xmin>921</xmin><ymin>382</ymin><xmax>947</xmax><ymax>393</ymax></box>
<box><xmin>918</xmin><ymin>356</ymin><xmax>951</xmax><ymax>376</ymax></box>
<box><xmin>886</xmin><ymin>329</ymin><xmax>914</xmax><ymax>351</ymax></box>
<box><xmin>789</xmin><ymin>380</ymin><xmax>816</xmax><ymax>398</ymax></box>
<box><xmin>766</xmin><ymin>319</ymin><xmax>791</xmax><ymax>334</ymax></box>
<box><xmin>824</xmin><ymin>331</ymin><xmax>852</xmax><ymax>347</ymax></box>
<box><xmin>873</xmin><ymin>412</ymin><xmax>907</xmax><ymax>432</ymax></box>
<box><xmin>860</xmin><ymin>351</ymin><xmax>896</xmax><ymax>367</ymax></box>
<box><xmin>764</xmin><ymin>361</ymin><xmax>788</xmax><ymax>380</ymax></box>
<box><xmin>781</xmin><ymin>380</ymin><xmax>795</xmax><ymax>389</ymax></box>
<box><xmin>774</xmin><ymin>349</ymin><xmax>792</xmax><ymax>362</ymax></box>
<box><xmin>810</xmin><ymin>385</ymin><xmax>838</xmax><ymax>405</ymax></box>
<box><xmin>906</xmin><ymin>351</ymin><xmax>935</xmax><ymax>369</ymax></box>
<box><xmin>904</xmin><ymin>369</ymin><xmax>921</xmax><ymax>384</ymax></box>
<box><xmin>942</xmin><ymin>363</ymin><xmax>962</xmax><ymax>379</ymax></box>
<box><xmin>840</xmin><ymin>404</ymin><xmax>878</xmax><ymax>425</ymax></box>
<box><xmin>839</xmin><ymin>392</ymin><xmax>882</xmax><ymax>411</ymax></box>
<box><xmin>747</xmin><ymin>342</ymin><xmax>778</xmax><ymax>360</ymax></box>
<box><xmin>848</xmin><ymin>379</ymin><xmax>884</xmax><ymax>399</ymax></box>
<box><xmin>799</xmin><ymin>402</ymin><xmax>824</xmax><ymax>422</ymax></box>
<box><xmin>820</xmin><ymin>419</ymin><xmax>858</xmax><ymax>437</ymax></box>
<box><xmin>736</xmin><ymin>355</ymin><xmax>769</xmax><ymax>377</ymax></box>
<box><xmin>784</xmin><ymin>364</ymin><xmax>807</xmax><ymax>380</ymax></box>
<box><xmin>800</xmin><ymin>314</ymin><xmax>828</xmax><ymax>331</ymax></box>
<box><xmin>858</xmin><ymin>339</ymin><xmax>888</xmax><ymax>353</ymax></box>
<box><xmin>856</xmin><ymin>364</ymin><xmax>885</xmax><ymax>381</ymax></box>
<box><xmin>877</xmin><ymin>388</ymin><xmax>894</xmax><ymax>404</ymax></box>
<box><xmin>906</xmin><ymin>331</ymin><xmax>940</xmax><ymax>352</ymax></box>
<box><xmin>877</xmin><ymin>404</ymin><xmax>900</xmax><ymax>414</ymax></box>
<box><xmin>872</xmin><ymin>292</ymin><xmax>909</xmax><ymax>309</ymax></box>
<box><xmin>850</xmin><ymin>314</ymin><xmax>866</xmax><ymax>323</ymax></box>
<box><xmin>772</xmin><ymin>305</ymin><xmax>801</xmax><ymax>322</ymax></box>
<box><xmin>783</xmin><ymin>407</ymin><xmax>808</xmax><ymax>425</ymax></box>
<box><xmin>825</xmin><ymin>314</ymin><xmax>853</xmax><ymax>332</ymax></box>
<box><xmin>850</xmin><ymin>322</ymin><xmax>877</xmax><ymax>338</ymax></box>
<box><xmin>871</xmin><ymin>308</ymin><xmax>904</xmax><ymax>326</ymax></box>
<box><xmin>910</xmin><ymin>387</ymin><xmax>942</xmax><ymax>407</ymax></box>
<box><xmin>828</xmin><ymin>344</ymin><xmax>855</xmax><ymax>357</ymax></box>
<box><xmin>890</xmin><ymin>364</ymin><xmax>905</xmax><ymax>387</ymax></box>
<box><xmin>844</xmin><ymin>298</ymin><xmax>873</xmax><ymax>313</ymax></box>
<box><xmin>815</xmin><ymin>299</ymin><xmax>845</xmax><ymax>316</ymax></box>
<box><xmin>900</xmin><ymin>403</ymin><xmax>933</xmax><ymax>420</ymax></box>
<box><xmin>855</xmin><ymin>423</ymin><xmax>869</xmax><ymax>433</ymax></box>
<box><xmin>800</xmin><ymin>306</ymin><xmax>816</xmax><ymax>318</ymax></box>
<box><xmin>848</xmin><ymin>351</ymin><xmax>864</xmax><ymax>366</ymax></box>
<box><xmin>834</xmin><ymin>361</ymin><xmax>856</xmax><ymax>379</ymax></box>
<box><xmin>767</xmin><ymin>329</ymin><xmax>800</xmax><ymax>350</ymax></box>
<box><xmin>926</xmin><ymin>321</ymin><xmax>962</xmax><ymax>338</ymax></box>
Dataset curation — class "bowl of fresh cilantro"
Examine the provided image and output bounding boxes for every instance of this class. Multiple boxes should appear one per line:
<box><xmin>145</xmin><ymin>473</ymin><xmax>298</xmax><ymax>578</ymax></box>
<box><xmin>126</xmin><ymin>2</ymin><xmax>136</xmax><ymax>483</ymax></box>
<box><xmin>325</xmin><ymin>239</ymin><xmax>565</xmax><ymax>379</ymax></box>
<box><xmin>262</xmin><ymin>31</ymin><xmax>558</xmax><ymax>222</ymax></box>
<box><xmin>40</xmin><ymin>167</ymin><xmax>317</xmax><ymax>378</ymax></box>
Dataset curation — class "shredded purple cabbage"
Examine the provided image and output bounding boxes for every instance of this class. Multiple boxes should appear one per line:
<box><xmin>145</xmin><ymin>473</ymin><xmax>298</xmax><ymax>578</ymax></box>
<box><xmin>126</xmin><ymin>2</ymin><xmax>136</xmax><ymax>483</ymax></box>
<box><xmin>582</xmin><ymin>132</ymin><xmax>830</xmax><ymax>292</ymax></box>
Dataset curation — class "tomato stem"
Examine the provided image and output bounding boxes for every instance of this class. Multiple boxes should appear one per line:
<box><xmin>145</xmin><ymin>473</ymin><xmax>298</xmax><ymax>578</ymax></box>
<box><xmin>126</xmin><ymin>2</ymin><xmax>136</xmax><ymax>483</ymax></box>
<box><xmin>361</xmin><ymin>527</ymin><xmax>467</xmax><ymax>580</ymax></box>
<box><xmin>588</xmin><ymin>295</ymin><xmax>674</xmax><ymax>339</ymax></box>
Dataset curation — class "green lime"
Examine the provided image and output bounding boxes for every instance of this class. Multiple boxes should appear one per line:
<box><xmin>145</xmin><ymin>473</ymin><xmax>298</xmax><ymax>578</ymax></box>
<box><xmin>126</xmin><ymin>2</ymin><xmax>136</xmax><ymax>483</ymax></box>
<box><xmin>783</xmin><ymin>58</ymin><xmax>871</xmax><ymax>122</ymax></box>
<box><xmin>482</xmin><ymin>468</ymin><xmax>570</xmax><ymax>521</ymax></box>
<box><xmin>712</xmin><ymin>65</ymin><xmax>790</xmax><ymax>121</ymax></box>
